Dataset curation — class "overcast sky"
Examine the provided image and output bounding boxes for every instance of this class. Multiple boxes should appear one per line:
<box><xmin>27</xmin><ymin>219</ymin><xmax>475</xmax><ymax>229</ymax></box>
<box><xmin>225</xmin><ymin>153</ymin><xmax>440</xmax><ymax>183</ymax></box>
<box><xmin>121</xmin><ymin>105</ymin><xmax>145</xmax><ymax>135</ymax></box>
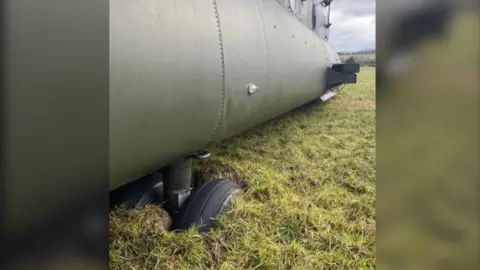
<box><xmin>327</xmin><ymin>0</ymin><xmax>376</xmax><ymax>52</ymax></box>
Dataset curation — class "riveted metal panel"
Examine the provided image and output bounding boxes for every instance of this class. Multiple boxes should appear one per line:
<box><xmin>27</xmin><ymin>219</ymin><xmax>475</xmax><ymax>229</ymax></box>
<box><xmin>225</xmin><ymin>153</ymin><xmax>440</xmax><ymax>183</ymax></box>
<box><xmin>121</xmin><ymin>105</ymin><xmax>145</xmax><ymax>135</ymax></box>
<box><xmin>213</xmin><ymin>0</ymin><xmax>271</xmax><ymax>140</ymax></box>
<box><xmin>258</xmin><ymin>0</ymin><xmax>330</xmax><ymax>115</ymax></box>
<box><xmin>212</xmin><ymin>0</ymin><xmax>340</xmax><ymax>142</ymax></box>
<box><xmin>109</xmin><ymin>0</ymin><xmax>342</xmax><ymax>189</ymax></box>
<box><xmin>110</xmin><ymin>0</ymin><xmax>224</xmax><ymax>189</ymax></box>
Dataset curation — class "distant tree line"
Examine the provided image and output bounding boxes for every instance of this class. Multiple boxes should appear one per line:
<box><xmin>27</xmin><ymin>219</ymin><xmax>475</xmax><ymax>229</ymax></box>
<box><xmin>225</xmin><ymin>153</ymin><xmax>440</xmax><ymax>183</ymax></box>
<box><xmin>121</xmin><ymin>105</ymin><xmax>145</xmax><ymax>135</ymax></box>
<box><xmin>338</xmin><ymin>49</ymin><xmax>376</xmax><ymax>67</ymax></box>
<box><xmin>337</xmin><ymin>49</ymin><xmax>376</xmax><ymax>55</ymax></box>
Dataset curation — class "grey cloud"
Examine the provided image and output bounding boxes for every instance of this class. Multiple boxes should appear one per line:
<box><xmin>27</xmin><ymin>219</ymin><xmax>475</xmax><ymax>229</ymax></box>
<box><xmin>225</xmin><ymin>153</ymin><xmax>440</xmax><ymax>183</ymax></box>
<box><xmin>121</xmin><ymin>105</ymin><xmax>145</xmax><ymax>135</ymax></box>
<box><xmin>332</xmin><ymin>0</ymin><xmax>376</xmax><ymax>17</ymax></box>
<box><xmin>328</xmin><ymin>0</ymin><xmax>376</xmax><ymax>51</ymax></box>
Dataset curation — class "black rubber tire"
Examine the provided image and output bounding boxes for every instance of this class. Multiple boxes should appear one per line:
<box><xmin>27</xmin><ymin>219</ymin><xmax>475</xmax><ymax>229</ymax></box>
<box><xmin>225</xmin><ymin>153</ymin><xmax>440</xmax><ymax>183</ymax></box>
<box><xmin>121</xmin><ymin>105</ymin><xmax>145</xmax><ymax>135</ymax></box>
<box><xmin>172</xmin><ymin>178</ymin><xmax>242</xmax><ymax>232</ymax></box>
<box><xmin>109</xmin><ymin>172</ymin><xmax>164</xmax><ymax>209</ymax></box>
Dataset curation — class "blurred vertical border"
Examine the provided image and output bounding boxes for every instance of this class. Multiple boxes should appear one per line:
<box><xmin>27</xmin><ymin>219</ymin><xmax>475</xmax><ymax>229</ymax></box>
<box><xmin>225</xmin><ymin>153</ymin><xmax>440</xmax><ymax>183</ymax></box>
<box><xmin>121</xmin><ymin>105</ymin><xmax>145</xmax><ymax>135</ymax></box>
<box><xmin>377</xmin><ymin>0</ymin><xmax>479</xmax><ymax>269</ymax></box>
<box><xmin>1</xmin><ymin>1</ymin><xmax>109</xmax><ymax>269</ymax></box>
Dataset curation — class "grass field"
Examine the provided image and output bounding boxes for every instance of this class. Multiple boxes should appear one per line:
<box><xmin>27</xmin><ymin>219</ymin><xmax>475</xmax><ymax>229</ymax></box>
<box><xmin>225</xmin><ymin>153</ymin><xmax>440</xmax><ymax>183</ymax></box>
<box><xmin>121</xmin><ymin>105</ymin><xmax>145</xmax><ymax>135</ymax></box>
<box><xmin>110</xmin><ymin>67</ymin><xmax>376</xmax><ymax>269</ymax></box>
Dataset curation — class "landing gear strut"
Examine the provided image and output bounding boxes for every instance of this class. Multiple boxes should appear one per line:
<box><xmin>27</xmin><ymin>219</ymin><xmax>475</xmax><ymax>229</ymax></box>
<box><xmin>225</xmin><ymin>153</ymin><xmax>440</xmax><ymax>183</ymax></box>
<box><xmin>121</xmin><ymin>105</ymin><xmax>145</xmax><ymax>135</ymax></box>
<box><xmin>162</xmin><ymin>157</ymin><xmax>194</xmax><ymax>214</ymax></box>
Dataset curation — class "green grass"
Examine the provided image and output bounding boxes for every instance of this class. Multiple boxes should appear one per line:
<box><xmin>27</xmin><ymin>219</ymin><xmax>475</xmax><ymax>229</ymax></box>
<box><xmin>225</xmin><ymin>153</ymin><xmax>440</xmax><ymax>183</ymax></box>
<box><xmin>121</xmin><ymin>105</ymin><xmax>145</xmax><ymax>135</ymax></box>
<box><xmin>110</xmin><ymin>67</ymin><xmax>376</xmax><ymax>270</ymax></box>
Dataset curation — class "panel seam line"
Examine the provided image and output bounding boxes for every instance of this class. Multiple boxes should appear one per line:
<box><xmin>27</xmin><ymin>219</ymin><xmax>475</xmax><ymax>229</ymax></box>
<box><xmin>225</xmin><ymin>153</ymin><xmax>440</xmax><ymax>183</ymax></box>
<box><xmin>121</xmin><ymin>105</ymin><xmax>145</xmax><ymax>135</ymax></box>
<box><xmin>256</xmin><ymin>0</ymin><xmax>271</xmax><ymax>90</ymax></box>
<box><xmin>205</xmin><ymin>0</ymin><xmax>226</xmax><ymax>148</ymax></box>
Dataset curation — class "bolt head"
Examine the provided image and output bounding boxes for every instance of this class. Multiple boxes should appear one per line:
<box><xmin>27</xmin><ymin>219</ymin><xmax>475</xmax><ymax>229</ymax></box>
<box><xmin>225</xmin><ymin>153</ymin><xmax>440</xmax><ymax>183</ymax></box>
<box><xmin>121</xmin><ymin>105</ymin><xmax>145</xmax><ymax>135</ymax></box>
<box><xmin>247</xmin><ymin>84</ymin><xmax>258</xmax><ymax>94</ymax></box>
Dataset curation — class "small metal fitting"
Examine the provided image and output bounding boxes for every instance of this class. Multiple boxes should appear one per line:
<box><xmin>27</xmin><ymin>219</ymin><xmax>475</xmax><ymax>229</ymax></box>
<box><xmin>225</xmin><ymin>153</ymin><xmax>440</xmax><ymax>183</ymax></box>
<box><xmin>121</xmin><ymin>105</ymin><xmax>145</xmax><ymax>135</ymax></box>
<box><xmin>247</xmin><ymin>83</ymin><xmax>258</xmax><ymax>95</ymax></box>
<box><xmin>192</xmin><ymin>149</ymin><xmax>211</xmax><ymax>160</ymax></box>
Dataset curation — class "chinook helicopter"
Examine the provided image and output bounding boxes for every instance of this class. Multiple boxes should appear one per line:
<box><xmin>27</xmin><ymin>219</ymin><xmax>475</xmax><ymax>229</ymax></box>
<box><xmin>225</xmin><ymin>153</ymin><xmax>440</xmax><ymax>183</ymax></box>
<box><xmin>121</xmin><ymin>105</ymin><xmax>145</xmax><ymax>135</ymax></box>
<box><xmin>108</xmin><ymin>0</ymin><xmax>359</xmax><ymax>232</ymax></box>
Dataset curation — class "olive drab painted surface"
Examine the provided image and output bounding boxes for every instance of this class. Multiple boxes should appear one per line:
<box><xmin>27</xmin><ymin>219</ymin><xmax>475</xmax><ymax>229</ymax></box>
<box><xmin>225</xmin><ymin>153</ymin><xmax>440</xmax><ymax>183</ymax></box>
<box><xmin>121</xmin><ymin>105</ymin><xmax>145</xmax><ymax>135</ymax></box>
<box><xmin>110</xmin><ymin>0</ymin><xmax>341</xmax><ymax>190</ymax></box>
<box><xmin>110</xmin><ymin>0</ymin><xmax>224</xmax><ymax>189</ymax></box>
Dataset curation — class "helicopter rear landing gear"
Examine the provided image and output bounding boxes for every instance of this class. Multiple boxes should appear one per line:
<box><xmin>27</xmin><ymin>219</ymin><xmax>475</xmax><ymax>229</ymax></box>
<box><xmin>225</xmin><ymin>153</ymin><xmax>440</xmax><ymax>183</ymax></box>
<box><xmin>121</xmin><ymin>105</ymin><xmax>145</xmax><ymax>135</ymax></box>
<box><xmin>161</xmin><ymin>152</ymin><xmax>243</xmax><ymax>231</ymax></box>
<box><xmin>110</xmin><ymin>150</ymin><xmax>243</xmax><ymax>232</ymax></box>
